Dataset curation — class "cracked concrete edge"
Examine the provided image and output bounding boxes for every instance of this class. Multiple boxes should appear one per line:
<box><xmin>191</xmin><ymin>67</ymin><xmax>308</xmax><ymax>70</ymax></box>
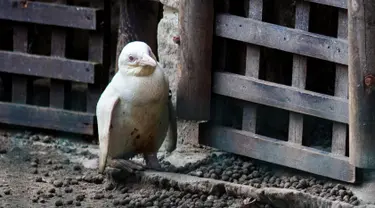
<box><xmin>140</xmin><ymin>171</ymin><xmax>374</xmax><ymax>208</ymax></box>
<box><xmin>159</xmin><ymin>0</ymin><xmax>179</xmax><ymax>9</ymax></box>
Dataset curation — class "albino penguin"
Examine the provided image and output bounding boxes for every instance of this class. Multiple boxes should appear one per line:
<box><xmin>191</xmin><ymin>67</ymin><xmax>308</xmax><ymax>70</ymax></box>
<box><xmin>96</xmin><ymin>41</ymin><xmax>177</xmax><ymax>174</ymax></box>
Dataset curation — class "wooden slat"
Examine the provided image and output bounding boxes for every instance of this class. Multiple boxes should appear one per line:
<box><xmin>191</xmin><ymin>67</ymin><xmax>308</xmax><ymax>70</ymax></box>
<box><xmin>177</xmin><ymin>0</ymin><xmax>214</xmax><ymax>120</ymax></box>
<box><xmin>332</xmin><ymin>10</ymin><xmax>348</xmax><ymax>155</ymax></box>
<box><xmin>304</xmin><ymin>0</ymin><xmax>347</xmax><ymax>9</ymax></box>
<box><xmin>0</xmin><ymin>101</ymin><xmax>94</xmax><ymax>135</ymax></box>
<box><xmin>86</xmin><ymin>32</ymin><xmax>104</xmax><ymax>113</ymax></box>
<box><xmin>215</xmin><ymin>14</ymin><xmax>348</xmax><ymax>65</ymax></box>
<box><xmin>199</xmin><ymin>124</ymin><xmax>355</xmax><ymax>182</ymax></box>
<box><xmin>288</xmin><ymin>1</ymin><xmax>310</xmax><ymax>144</ymax></box>
<box><xmin>213</xmin><ymin>72</ymin><xmax>348</xmax><ymax>123</ymax></box>
<box><xmin>0</xmin><ymin>0</ymin><xmax>102</xmax><ymax>30</ymax></box>
<box><xmin>12</xmin><ymin>25</ymin><xmax>28</xmax><ymax>104</ymax></box>
<box><xmin>50</xmin><ymin>0</ymin><xmax>67</xmax><ymax>109</ymax></box>
<box><xmin>242</xmin><ymin>0</ymin><xmax>263</xmax><ymax>132</ymax></box>
<box><xmin>0</xmin><ymin>51</ymin><xmax>99</xmax><ymax>83</ymax></box>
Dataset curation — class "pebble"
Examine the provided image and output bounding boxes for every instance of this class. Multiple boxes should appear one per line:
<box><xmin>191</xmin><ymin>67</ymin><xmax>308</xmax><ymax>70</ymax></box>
<box><xmin>53</xmin><ymin>180</ymin><xmax>63</xmax><ymax>188</ymax></box>
<box><xmin>66</xmin><ymin>199</ymin><xmax>74</xmax><ymax>205</ymax></box>
<box><xmin>4</xmin><ymin>189</ymin><xmax>11</xmax><ymax>195</ymax></box>
<box><xmin>75</xmin><ymin>201</ymin><xmax>81</xmax><ymax>206</ymax></box>
<box><xmin>35</xmin><ymin>177</ymin><xmax>43</xmax><ymax>182</ymax></box>
<box><xmin>64</xmin><ymin>187</ymin><xmax>73</xmax><ymax>193</ymax></box>
<box><xmin>76</xmin><ymin>194</ymin><xmax>85</xmax><ymax>201</ymax></box>
<box><xmin>55</xmin><ymin>199</ymin><xmax>63</xmax><ymax>206</ymax></box>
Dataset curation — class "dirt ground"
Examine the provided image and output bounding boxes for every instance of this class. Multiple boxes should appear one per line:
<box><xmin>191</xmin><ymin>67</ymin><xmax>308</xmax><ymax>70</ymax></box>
<box><xmin>0</xmin><ymin>129</ymin><xmax>270</xmax><ymax>208</ymax></box>
<box><xmin>0</xmin><ymin>128</ymin><xmax>368</xmax><ymax>208</ymax></box>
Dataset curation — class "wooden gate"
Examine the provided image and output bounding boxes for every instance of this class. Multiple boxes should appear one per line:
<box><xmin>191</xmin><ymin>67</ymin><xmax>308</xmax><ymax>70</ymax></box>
<box><xmin>193</xmin><ymin>0</ymin><xmax>355</xmax><ymax>183</ymax></box>
<box><xmin>0</xmin><ymin>0</ymin><xmax>109</xmax><ymax>135</ymax></box>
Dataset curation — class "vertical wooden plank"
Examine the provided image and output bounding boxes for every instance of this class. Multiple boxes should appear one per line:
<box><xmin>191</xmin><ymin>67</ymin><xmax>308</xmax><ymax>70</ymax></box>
<box><xmin>242</xmin><ymin>0</ymin><xmax>263</xmax><ymax>132</ymax></box>
<box><xmin>348</xmin><ymin>0</ymin><xmax>375</xmax><ymax>168</ymax></box>
<box><xmin>288</xmin><ymin>1</ymin><xmax>310</xmax><ymax>144</ymax></box>
<box><xmin>87</xmin><ymin>0</ymin><xmax>105</xmax><ymax>114</ymax></box>
<box><xmin>12</xmin><ymin>25</ymin><xmax>28</xmax><ymax>104</ymax></box>
<box><xmin>177</xmin><ymin>0</ymin><xmax>214</xmax><ymax>120</ymax></box>
<box><xmin>332</xmin><ymin>10</ymin><xmax>348</xmax><ymax>155</ymax></box>
<box><xmin>50</xmin><ymin>0</ymin><xmax>67</xmax><ymax>109</ymax></box>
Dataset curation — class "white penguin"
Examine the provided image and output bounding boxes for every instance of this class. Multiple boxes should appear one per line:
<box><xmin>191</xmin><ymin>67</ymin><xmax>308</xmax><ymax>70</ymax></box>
<box><xmin>96</xmin><ymin>41</ymin><xmax>177</xmax><ymax>173</ymax></box>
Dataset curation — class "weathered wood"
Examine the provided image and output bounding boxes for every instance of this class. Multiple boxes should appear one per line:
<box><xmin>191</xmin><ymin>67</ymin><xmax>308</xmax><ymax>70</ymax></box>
<box><xmin>50</xmin><ymin>0</ymin><xmax>68</xmax><ymax>109</ymax></box>
<box><xmin>213</xmin><ymin>72</ymin><xmax>348</xmax><ymax>123</ymax></box>
<box><xmin>12</xmin><ymin>25</ymin><xmax>29</xmax><ymax>104</ymax></box>
<box><xmin>332</xmin><ymin>10</ymin><xmax>348</xmax><ymax>155</ymax></box>
<box><xmin>115</xmin><ymin>0</ymin><xmax>160</xmax><ymax>73</ymax></box>
<box><xmin>242</xmin><ymin>0</ymin><xmax>263</xmax><ymax>132</ymax></box>
<box><xmin>199</xmin><ymin>124</ymin><xmax>356</xmax><ymax>183</ymax></box>
<box><xmin>288</xmin><ymin>1</ymin><xmax>310</xmax><ymax>144</ymax></box>
<box><xmin>177</xmin><ymin>0</ymin><xmax>214</xmax><ymax>120</ymax></box>
<box><xmin>0</xmin><ymin>51</ymin><xmax>99</xmax><ymax>83</ymax></box>
<box><xmin>0</xmin><ymin>101</ymin><xmax>94</xmax><ymax>135</ymax></box>
<box><xmin>348</xmin><ymin>0</ymin><xmax>375</xmax><ymax>168</ymax></box>
<box><xmin>0</xmin><ymin>0</ymin><xmax>102</xmax><ymax>30</ymax></box>
<box><xmin>304</xmin><ymin>0</ymin><xmax>347</xmax><ymax>9</ymax></box>
<box><xmin>215</xmin><ymin>14</ymin><xmax>348</xmax><ymax>65</ymax></box>
<box><xmin>87</xmin><ymin>31</ymin><xmax>104</xmax><ymax>113</ymax></box>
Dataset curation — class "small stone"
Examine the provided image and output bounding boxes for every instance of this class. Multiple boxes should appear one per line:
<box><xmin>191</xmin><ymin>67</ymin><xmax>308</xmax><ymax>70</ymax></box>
<box><xmin>338</xmin><ymin>189</ymin><xmax>346</xmax><ymax>197</ymax></box>
<box><xmin>4</xmin><ymin>189</ymin><xmax>11</xmax><ymax>195</ymax></box>
<box><xmin>40</xmin><ymin>199</ymin><xmax>46</xmax><ymax>203</ymax></box>
<box><xmin>44</xmin><ymin>172</ymin><xmax>49</xmax><ymax>177</ymax></box>
<box><xmin>343</xmin><ymin>195</ymin><xmax>350</xmax><ymax>202</ymax></box>
<box><xmin>31</xmin><ymin>169</ymin><xmax>38</xmax><ymax>174</ymax></box>
<box><xmin>55</xmin><ymin>199</ymin><xmax>63</xmax><ymax>206</ymax></box>
<box><xmin>70</xmin><ymin>179</ymin><xmax>78</xmax><ymax>185</ymax></box>
<box><xmin>75</xmin><ymin>201</ymin><xmax>81</xmax><ymax>206</ymax></box>
<box><xmin>64</xmin><ymin>187</ymin><xmax>73</xmax><ymax>193</ymax></box>
<box><xmin>30</xmin><ymin>135</ymin><xmax>40</xmax><ymax>141</ymax></box>
<box><xmin>42</xmin><ymin>136</ymin><xmax>52</xmax><ymax>143</ymax></box>
<box><xmin>53</xmin><ymin>180</ymin><xmax>63</xmax><ymax>188</ymax></box>
<box><xmin>351</xmin><ymin>200</ymin><xmax>360</xmax><ymax>205</ymax></box>
<box><xmin>66</xmin><ymin>199</ymin><xmax>74</xmax><ymax>205</ymax></box>
<box><xmin>93</xmin><ymin>193</ymin><xmax>104</xmax><ymax>200</ymax></box>
<box><xmin>73</xmin><ymin>165</ymin><xmax>81</xmax><ymax>171</ymax></box>
<box><xmin>31</xmin><ymin>196</ymin><xmax>39</xmax><ymax>203</ymax></box>
<box><xmin>105</xmin><ymin>183</ymin><xmax>115</xmax><ymax>191</ymax></box>
<box><xmin>76</xmin><ymin>194</ymin><xmax>85</xmax><ymax>201</ymax></box>
<box><xmin>35</xmin><ymin>177</ymin><xmax>43</xmax><ymax>182</ymax></box>
<box><xmin>113</xmin><ymin>200</ymin><xmax>120</xmax><ymax>206</ymax></box>
<box><xmin>46</xmin><ymin>159</ymin><xmax>53</xmax><ymax>165</ymax></box>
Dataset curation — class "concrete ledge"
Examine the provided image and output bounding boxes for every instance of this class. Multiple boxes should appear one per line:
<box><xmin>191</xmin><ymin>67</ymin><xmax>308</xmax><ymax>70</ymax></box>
<box><xmin>140</xmin><ymin>171</ymin><xmax>374</xmax><ymax>208</ymax></box>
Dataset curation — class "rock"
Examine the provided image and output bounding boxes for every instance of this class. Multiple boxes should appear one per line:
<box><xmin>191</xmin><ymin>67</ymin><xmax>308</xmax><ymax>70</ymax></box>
<box><xmin>53</xmin><ymin>180</ymin><xmax>63</xmax><ymax>188</ymax></box>
<box><xmin>76</xmin><ymin>194</ymin><xmax>85</xmax><ymax>201</ymax></box>
<box><xmin>55</xmin><ymin>199</ymin><xmax>63</xmax><ymax>206</ymax></box>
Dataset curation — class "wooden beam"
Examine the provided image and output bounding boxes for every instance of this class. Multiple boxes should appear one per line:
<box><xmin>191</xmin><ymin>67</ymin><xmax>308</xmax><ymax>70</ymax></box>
<box><xmin>242</xmin><ymin>0</ymin><xmax>263</xmax><ymax>132</ymax></box>
<box><xmin>12</xmin><ymin>25</ymin><xmax>29</xmax><ymax>104</ymax></box>
<box><xmin>348</xmin><ymin>0</ymin><xmax>375</xmax><ymax>168</ymax></box>
<box><xmin>0</xmin><ymin>0</ymin><xmax>102</xmax><ymax>30</ymax></box>
<box><xmin>50</xmin><ymin>0</ymin><xmax>69</xmax><ymax>109</ymax></box>
<box><xmin>177</xmin><ymin>0</ymin><xmax>214</xmax><ymax>120</ymax></box>
<box><xmin>304</xmin><ymin>0</ymin><xmax>347</xmax><ymax>9</ymax></box>
<box><xmin>213</xmin><ymin>72</ymin><xmax>348</xmax><ymax>123</ymax></box>
<box><xmin>0</xmin><ymin>101</ymin><xmax>94</xmax><ymax>135</ymax></box>
<box><xmin>199</xmin><ymin>124</ymin><xmax>356</xmax><ymax>183</ymax></box>
<box><xmin>288</xmin><ymin>1</ymin><xmax>310</xmax><ymax>145</ymax></box>
<box><xmin>215</xmin><ymin>14</ymin><xmax>348</xmax><ymax>65</ymax></box>
<box><xmin>332</xmin><ymin>10</ymin><xmax>348</xmax><ymax>155</ymax></box>
<box><xmin>0</xmin><ymin>51</ymin><xmax>99</xmax><ymax>83</ymax></box>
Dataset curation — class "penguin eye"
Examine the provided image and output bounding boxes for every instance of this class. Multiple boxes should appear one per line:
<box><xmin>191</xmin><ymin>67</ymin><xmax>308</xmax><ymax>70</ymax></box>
<box><xmin>128</xmin><ymin>55</ymin><xmax>135</xmax><ymax>62</ymax></box>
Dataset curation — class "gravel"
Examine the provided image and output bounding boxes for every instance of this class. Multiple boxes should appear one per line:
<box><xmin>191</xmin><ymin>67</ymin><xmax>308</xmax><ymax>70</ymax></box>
<box><xmin>186</xmin><ymin>153</ymin><xmax>360</xmax><ymax>205</ymax></box>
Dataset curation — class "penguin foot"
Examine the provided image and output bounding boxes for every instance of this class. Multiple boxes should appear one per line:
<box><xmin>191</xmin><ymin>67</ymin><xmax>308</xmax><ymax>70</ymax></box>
<box><xmin>144</xmin><ymin>153</ymin><xmax>163</xmax><ymax>171</ymax></box>
<box><xmin>109</xmin><ymin>159</ymin><xmax>145</xmax><ymax>173</ymax></box>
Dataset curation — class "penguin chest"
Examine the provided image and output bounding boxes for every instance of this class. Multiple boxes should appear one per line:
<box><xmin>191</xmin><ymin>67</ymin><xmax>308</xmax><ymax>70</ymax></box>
<box><xmin>109</xmin><ymin>100</ymin><xmax>169</xmax><ymax>157</ymax></box>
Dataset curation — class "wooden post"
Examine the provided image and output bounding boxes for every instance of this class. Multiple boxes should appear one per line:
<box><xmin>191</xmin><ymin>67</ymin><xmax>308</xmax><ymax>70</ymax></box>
<box><xmin>349</xmin><ymin>0</ymin><xmax>375</xmax><ymax>168</ymax></box>
<box><xmin>242</xmin><ymin>0</ymin><xmax>263</xmax><ymax>132</ymax></box>
<box><xmin>288</xmin><ymin>1</ymin><xmax>310</xmax><ymax>144</ymax></box>
<box><xmin>177</xmin><ymin>0</ymin><xmax>214</xmax><ymax>121</ymax></box>
<box><xmin>115</xmin><ymin>0</ymin><xmax>160</xmax><ymax>74</ymax></box>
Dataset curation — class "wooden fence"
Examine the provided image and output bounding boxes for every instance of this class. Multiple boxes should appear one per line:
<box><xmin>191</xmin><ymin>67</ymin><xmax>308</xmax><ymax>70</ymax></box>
<box><xmin>181</xmin><ymin>0</ymin><xmax>356</xmax><ymax>183</ymax></box>
<box><xmin>0</xmin><ymin>0</ymin><xmax>109</xmax><ymax>135</ymax></box>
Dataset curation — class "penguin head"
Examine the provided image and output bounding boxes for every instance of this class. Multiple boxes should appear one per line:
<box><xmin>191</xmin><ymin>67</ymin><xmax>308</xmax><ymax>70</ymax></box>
<box><xmin>118</xmin><ymin>41</ymin><xmax>158</xmax><ymax>76</ymax></box>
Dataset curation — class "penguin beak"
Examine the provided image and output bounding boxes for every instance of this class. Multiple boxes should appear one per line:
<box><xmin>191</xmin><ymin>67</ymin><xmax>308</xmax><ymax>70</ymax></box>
<box><xmin>138</xmin><ymin>53</ymin><xmax>157</xmax><ymax>67</ymax></box>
